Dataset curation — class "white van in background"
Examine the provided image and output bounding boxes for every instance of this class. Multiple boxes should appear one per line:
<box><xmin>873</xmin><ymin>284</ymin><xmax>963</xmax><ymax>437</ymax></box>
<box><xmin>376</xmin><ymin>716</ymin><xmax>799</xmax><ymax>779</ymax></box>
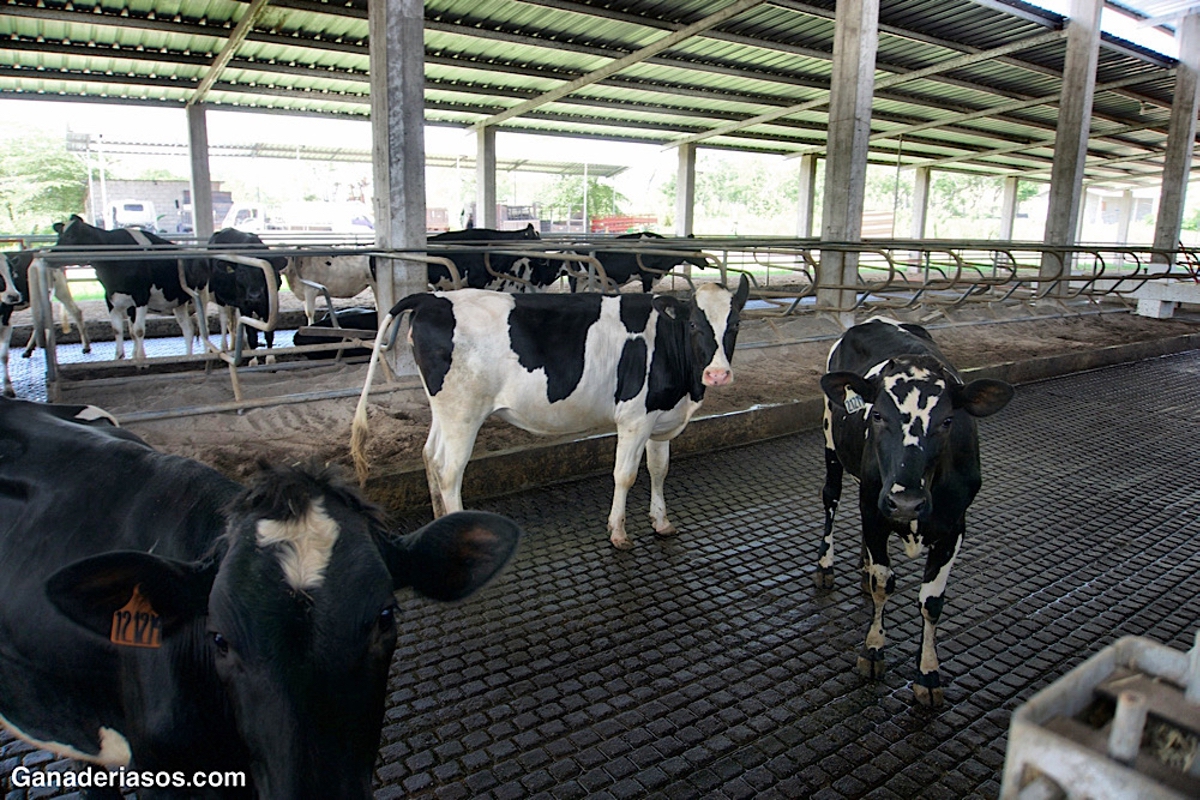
<box><xmin>111</xmin><ymin>199</ymin><xmax>159</xmax><ymax>231</ymax></box>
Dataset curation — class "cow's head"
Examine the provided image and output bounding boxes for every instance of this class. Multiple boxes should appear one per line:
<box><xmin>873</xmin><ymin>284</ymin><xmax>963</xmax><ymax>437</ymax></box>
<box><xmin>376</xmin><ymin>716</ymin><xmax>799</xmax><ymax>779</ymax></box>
<box><xmin>822</xmin><ymin>357</ymin><xmax>1012</xmax><ymax>525</ymax></box>
<box><xmin>655</xmin><ymin>274</ymin><xmax>750</xmax><ymax>389</ymax></box>
<box><xmin>44</xmin><ymin>464</ymin><xmax>521</xmax><ymax>799</ymax></box>
<box><xmin>1</xmin><ymin>253</ymin><xmax>23</xmax><ymax>306</ymax></box>
<box><xmin>51</xmin><ymin>215</ymin><xmax>95</xmax><ymax>247</ymax></box>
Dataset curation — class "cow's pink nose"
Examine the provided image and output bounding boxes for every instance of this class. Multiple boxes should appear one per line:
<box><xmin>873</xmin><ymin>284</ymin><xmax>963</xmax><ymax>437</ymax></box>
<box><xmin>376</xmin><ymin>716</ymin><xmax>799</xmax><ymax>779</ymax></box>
<box><xmin>704</xmin><ymin>368</ymin><xmax>732</xmax><ymax>386</ymax></box>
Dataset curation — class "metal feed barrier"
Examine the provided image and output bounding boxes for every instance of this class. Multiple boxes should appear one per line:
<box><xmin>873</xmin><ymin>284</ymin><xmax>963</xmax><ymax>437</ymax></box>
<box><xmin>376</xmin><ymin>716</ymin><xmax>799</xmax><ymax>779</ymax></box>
<box><xmin>11</xmin><ymin>236</ymin><xmax>1200</xmax><ymax>416</ymax></box>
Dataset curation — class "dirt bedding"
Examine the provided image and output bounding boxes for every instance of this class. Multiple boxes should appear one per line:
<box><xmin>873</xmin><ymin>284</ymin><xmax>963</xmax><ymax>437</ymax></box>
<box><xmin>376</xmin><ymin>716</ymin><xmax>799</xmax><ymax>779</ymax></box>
<box><xmin>54</xmin><ymin>306</ymin><xmax>1200</xmax><ymax>487</ymax></box>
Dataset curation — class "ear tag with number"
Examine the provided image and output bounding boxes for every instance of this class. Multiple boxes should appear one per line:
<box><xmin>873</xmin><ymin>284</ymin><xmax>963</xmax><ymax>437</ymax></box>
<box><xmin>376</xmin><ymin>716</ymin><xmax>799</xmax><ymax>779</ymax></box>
<box><xmin>110</xmin><ymin>585</ymin><xmax>162</xmax><ymax>649</ymax></box>
<box><xmin>844</xmin><ymin>391</ymin><xmax>866</xmax><ymax>414</ymax></box>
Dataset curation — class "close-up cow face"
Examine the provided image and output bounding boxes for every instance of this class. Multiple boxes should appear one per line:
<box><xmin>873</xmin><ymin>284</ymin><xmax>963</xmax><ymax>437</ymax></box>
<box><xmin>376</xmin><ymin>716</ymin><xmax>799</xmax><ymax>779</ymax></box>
<box><xmin>822</xmin><ymin>355</ymin><xmax>1013</xmax><ymax>525</ymax></box>
<box><xmin>205</xmin><ymin>471</ymin><xmax>400</xmax><ymax>798</ymax></box>
<box><xmin>37</xmin><ymin>459</ymin><xmax>521</xmax><ymax>799</ymax></box>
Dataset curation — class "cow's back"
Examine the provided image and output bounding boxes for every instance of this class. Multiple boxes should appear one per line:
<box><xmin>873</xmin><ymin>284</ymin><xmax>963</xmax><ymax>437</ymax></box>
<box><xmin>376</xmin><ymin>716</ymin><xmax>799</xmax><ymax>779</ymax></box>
<box><xmin>0</xmin><ymin>399</ymin><xmax>235</xmax><ymax>760</ymax></box>
<box><xmin>829</xmin><ymin>318</ymin><xmax>956</xmax><ymax>379</ymax></box>
<box><xmin>411</xmin><ymin>290</ymin><xmax>668</xmax><ymax>434</ymax></box>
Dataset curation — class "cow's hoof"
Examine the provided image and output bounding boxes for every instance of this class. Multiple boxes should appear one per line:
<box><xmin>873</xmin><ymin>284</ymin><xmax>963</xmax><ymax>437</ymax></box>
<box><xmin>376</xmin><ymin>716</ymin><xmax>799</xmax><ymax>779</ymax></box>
<box><xmin>813</xmin><ymin>566</ymin><xmax>834</xmax><ymax>589</ymax></box>
<box><xmin>913</xmin><ymin>671</ymin><xmax>944</xmax><ymax>707</ymax></box>
<box><xmin>2</xmin><ymin>388</ymin><xmax>14</xmax><ymax>399</ymax></box>
<box><xmin>653</xmin><ymin>522</ymin><xmax>677</xmax><ymax>537</ymax></box>
<box><xmin>82</xmin><ymin>345</ymin><xmax>92</xmax><ymax>354</ymax></box>
<box><xmin>857</xmin><ymin>648</ymin><xmax>887</xmax><ymax>679</ymax></box>
<box><xmin>610</xmin><ymin>534</ymin><xmax>634</xmax><ymax>550</ymax></box>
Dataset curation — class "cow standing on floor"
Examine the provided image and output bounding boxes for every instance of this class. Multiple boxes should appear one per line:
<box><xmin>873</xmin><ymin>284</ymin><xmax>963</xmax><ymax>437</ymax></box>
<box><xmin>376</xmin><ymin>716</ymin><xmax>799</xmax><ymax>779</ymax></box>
<box><xmin>52</xmin><ymin>215</ymin><xmax>197</xmax><ymax>363</ymax></box>
<box><xmin>817</xmin><ymin>317</ymin><xmax>1012</xmax><ymax>706</ymax></box>
<box><xmin>285</xmin><ymin>254</ymin><xmax>376</xmax><ymax>326</ymax></box>
<box><xmin>0</xmin><ymin>396</ymin><xmax>521</xmax><ymax>798</ymax></box>
<box><xmin>427</xmin><ymin>224</ymin><xmax>559</xmax><ymax>292</ymax></box>
<box><xmin>202</xmin><ymin>228</ymin><xmax>288</xmax><ymax>355</ymax></box>
<box><xmin>1</xmin><ymin>251</ymin><xmax>91</xmax><ymax>397</ymax></box>
<box><xmin>352</xmin><ymin>276</ymin><xmax>751</xmax><ymax>549</ymax></box>
<box><xmin>569</xmin><ymin>232</ymin><xmax>709</xmax><ymax>293</ymax></box>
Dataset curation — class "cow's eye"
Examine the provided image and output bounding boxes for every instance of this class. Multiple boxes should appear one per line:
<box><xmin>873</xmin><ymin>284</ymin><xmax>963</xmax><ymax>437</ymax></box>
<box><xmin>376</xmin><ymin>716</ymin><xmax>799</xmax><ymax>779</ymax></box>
<box><xmin>210</xmin><ymin>632</ymin><xmax>230</xmax><ymax>657</ymax></box>
<box><xmin>377</xmin><ymin>605</ymin><xmax>398</xmax><ymax>633</ymax></box>
<box><xmin>942</xmin><ymin>417</ymin><xmax>953</xmax><ymax>429</ymax></box>
<box><xmin>871</xmin><ymin>410</ymin><xmax>883</xmax><ymax>422</ymax></box>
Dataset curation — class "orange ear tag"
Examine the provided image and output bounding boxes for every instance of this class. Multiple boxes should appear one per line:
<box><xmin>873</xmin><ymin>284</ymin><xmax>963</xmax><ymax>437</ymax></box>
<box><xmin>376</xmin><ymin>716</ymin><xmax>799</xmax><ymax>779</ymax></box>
<box><xmin>110</xmin><ymin>585</ymin><xmax>162</xmax><ymax>649</ymax></box>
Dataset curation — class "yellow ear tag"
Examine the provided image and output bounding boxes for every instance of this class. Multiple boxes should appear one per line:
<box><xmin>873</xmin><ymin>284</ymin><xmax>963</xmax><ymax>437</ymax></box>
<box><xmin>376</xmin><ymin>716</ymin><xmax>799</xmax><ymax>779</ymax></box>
<box><xmin>110</xmin><ymin>585</ymin><xmax>162</xmax><ymax>649</ymax></box>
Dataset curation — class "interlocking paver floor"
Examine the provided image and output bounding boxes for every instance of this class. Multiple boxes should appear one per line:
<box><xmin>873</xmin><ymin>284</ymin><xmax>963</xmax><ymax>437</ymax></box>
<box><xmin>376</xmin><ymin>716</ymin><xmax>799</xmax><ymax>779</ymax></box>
<box><xmin>373</xmin><ymin>350</ymin><xmax>1200</xmax><ymax>799</ymax></box>
<box><xmin>3</xmin><ymin>350</ymin><xmax>1199</xmax><ymax>799</ymax></box>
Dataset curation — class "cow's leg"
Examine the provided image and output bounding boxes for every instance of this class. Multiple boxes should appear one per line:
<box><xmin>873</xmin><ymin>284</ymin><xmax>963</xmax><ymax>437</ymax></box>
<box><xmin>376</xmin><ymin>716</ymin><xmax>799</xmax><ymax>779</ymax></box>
<box><xmin>130</xmin><ymin>306</ymin><xmax>148</xmax><ymax>364</ymax></box>
<box><xmin>173</xmin><ymin>304</ymin><xmax>195</xmax><ymax>357</ymax></box>
<box><xmin>858</xmin><ymin>515</ymin><xmax>893</xmax><ymax>680</ymax></box>
<box><xmin>913</xmin><ymin>524</ymin><xmax>964</xmax><ymax>707</ymax></box>
<box><xmin>1</xmin><ymin>323</ymin><xmax>12</xmax><ymax>397</ymax></box>
<box><xmin>304</xmin><ymin>287</ymin><xmax>318</xmax><ymax>326</ymax></box>
<box><xmin>646</xmin><ymin>438</ymin><xmax>676</xmax><ymax>536</ymax></box>
<box><xmin>422</xmin><ymin>413</ymin><xmax>483</xmax><ymax>519</ymax></box>
<box><xmin>108</xmin><ymin>303</ymin><xmax>127</xmax><ymax>360</ymax></box>
<box><xmin>55</xmin><ymin>279</ymin><xmax>91</xmax><ymax>354</ymax></box>
<box><xmin>816</xmin><ymin>402</ymin><xmax>843</xmax><ymax>589</ymax></box>
<box><xmin>609</xmin><ymin>427</ymin><xmax>652</xmax><ymax>549</ymax></box>
<box><xmin>218</xmin><ymin>306</ymin><xmax>232</xmax><ymax>352</ymax></box>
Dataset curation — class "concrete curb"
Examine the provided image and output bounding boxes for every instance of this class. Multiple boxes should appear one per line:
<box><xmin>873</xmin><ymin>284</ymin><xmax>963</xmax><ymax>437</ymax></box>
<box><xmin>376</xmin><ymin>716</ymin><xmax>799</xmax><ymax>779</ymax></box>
<box><xmin>362</xmin><ymin>331</ymin><xmax>1200</xmax><ymax>512</ymax></box>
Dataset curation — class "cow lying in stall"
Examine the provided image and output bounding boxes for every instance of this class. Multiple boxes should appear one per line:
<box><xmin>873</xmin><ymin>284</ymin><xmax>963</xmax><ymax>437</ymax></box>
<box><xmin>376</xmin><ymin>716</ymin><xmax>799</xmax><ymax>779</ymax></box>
<box><xmin>427</xmin><ymin>224</ymin><xmax>560</xmax><ymax>292</ymax></box>
<box><xmin>198</xmin><ymin>228</ymin><xmax>288</xmax><ymax>358</ymax></box>
<box><xmin>0</xmin><ymin>396</ymin><xmax>521</xmax><ymax>797</ymax></box>
<box><xmin>569</xmin><ymin>232</ymin><xmax>710</xmax><ymax>293</ymax></box>
<box><xmin>818</xmin><ymin>317</ymin><xmax>1012</xmax><ymax>706</ymax></box>
<box><xmin>285</xmin><ymin>254</ymin><xmax>376</xmax><ymax>326</ymax></box>
<box><xmin>352</xmin><ymin>276</ymin><xmax>750</xmax><ymax>549</ymax></box>
<box><xmin>2</xmin><ymin>250</ymin><xmax>91</xmax><ymax>397</ymax></box>
<box><xmin>52</xmin><ymin>215</ymin><xmax>198</xmax><ymax>363</ymax></box>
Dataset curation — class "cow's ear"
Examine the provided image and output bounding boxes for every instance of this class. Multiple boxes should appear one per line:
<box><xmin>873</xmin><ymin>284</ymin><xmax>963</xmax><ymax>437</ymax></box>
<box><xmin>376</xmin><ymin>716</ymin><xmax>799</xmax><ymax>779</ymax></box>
<box><xmin>45</xmin><ymin>551</ymin><xmax>216</xmax><ymax>640</ymax></box>
<box><xmin>953</xmin><ymin>379</ymin><xmax>1014</xmax><ymax>417</ymax></box>
<box><xmin>732</xmin><ymin>274</ymin><xmax>750</xmax><ymax>309</ymax></box>
<box><xmin>386</xmin><ymin>511</ymin><xmax>522</xmax><ymax>601</ymax></box>
<box><xmin>652</xmin><ymin>295</ymin><xmax>679</xmax><ymax>320</ymax></box>
<box><xmin>821</xmin><ymin>371</ymin><xmax>878</xmax><ymax>408</ymax></box>
<box><xmin>53</xmin><ymin>222</ymin><xmax>64</xmax><ymax>234</ymax></box>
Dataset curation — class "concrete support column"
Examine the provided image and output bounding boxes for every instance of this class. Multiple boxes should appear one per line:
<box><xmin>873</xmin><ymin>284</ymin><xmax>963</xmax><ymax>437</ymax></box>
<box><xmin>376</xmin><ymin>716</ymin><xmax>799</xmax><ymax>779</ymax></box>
<box><xmin>675</xmin><ymin>142</ymin><xmax>696</xmax><ymax>236</ymax></box>
<box><xmin>817</xmin><ymin>0</ymin><xmax>879</xmax><ymax>326</ymax></box>
<box><xmin>796</xmin><ymin>153</ymin><xmax>818</xmax><ymax>237</ymax></box>
<box><xmin>1153</xmin><ymin>12</ymin><xmax>1200</xmax><ymax>263</ymax></box>
<box><xmin>910</xmin><ymin>166</ymin><xmax>931</xmax><ymax>239</ymax></box>
<box><xmin>999</xmin><ymin>176</ymin><xmax>1020</xmax><ymax>241</ymax></box>
<box><xmin>476</xmin><ymin>125</ymin><xmax>497</xmax><ymax>229</ymax></box>
<box><xmin>369</xmin><ymin>0</ymin><xmax>427</xmax><ymax>324</ymax></box>
<box><xmin>186</xmin><ymin>104</ymin><xmax>214</xmax><ymax>241</ymax></box>
<box><xmin>1040</xmin><ymin>0</ymin><xmax>1102</xmax><ymax>295</ymax></box>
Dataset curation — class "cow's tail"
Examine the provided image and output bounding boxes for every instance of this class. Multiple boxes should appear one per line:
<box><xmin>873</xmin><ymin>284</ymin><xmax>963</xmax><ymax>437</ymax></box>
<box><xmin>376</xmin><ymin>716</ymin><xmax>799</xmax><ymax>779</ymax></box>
<box><xmin>350</xmin><ymin>294</ymin><xmax>429</xmax><ymax>487</ymax></box>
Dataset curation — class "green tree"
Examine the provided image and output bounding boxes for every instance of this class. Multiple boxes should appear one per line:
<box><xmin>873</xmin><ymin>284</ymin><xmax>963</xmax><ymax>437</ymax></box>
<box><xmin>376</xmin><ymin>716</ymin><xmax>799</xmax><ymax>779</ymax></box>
<box><xmin>0</xmin><ymin>135</ymin><xmax>88</xmax><ymax>234</ymax></box>
<box><xmin>547</xmin><ymin>176</ymin><xmax>626</xmax><ymax>220</ymax></box>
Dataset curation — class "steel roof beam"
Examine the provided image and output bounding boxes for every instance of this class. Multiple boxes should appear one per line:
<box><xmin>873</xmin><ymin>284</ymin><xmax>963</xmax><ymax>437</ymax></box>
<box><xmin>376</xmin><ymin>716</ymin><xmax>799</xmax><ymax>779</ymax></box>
<box><xmin>189</xmin><ymin>0</ymin><xmax>275</xmax><ymax>106</ymax></box>
<box><xmin>669</xmin><ymin>29</ymin><xmax>1067</xmax><ymax>147</ymax></box>
<box><xmin>475</xmin><ymin>0</ymin><xmax>769</xmax><ymax>129</ymax></box>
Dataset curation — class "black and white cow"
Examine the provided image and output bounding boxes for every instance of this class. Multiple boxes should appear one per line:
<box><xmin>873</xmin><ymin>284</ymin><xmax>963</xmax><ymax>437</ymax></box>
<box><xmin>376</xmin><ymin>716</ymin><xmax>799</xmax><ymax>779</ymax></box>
<box><xmin>817</xmin><ymin>317</ymin><xmax>1013</xmax><ymax>706</ymax></box>
<box><xmin>352</xmin><ymin>276</ymin><xmax>751</xmax><ymax>549</ymax></box>
<box><xmin>52</xmin><ymin>215</ymin><xmax>198</xmax><ymax>363</ymax></box>
<box><xmin>0</xmin><ymin>396</ymin><xmax>521</xmax><ymax>797</ymax></box>
<box><xmin>203</xmin><ymin>228</ymin><xmax>288</xmax><ymax>354</ymax></box>
<box><xmin>569</xmin><ymin>232</ymin><xmax>709</xmax><ymax>293</ymax></box>
<box><xmin>285</xmin><ymin>254</ymin><xmax>376</xmax><ymax>326</ymax></box>
<box><xmin>1</xmin><ymin>251</ymin><xmax>91</xmax><ymax>397</ymax></box>
<box><xmin>427</xmin><ymin>224</ymin><xmax>559</xmax><ymax>292</ymax></box>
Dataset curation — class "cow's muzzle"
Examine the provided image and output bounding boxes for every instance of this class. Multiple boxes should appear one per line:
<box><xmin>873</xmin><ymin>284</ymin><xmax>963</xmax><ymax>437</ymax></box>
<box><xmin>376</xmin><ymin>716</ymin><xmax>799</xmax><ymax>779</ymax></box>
<box><xmin>702</xmin><ymin>367</ymin><xmax>732</xmax><ymax>386</ymax></box>
<box><xmin>881</xmin><ymin>489</ymin><xmax>928</xmax><ymax>524</ymax></box>
<box><xmin>1</xmin><ymin>290</ymin><xmax>21</xmax><ymax>306</ymax></box>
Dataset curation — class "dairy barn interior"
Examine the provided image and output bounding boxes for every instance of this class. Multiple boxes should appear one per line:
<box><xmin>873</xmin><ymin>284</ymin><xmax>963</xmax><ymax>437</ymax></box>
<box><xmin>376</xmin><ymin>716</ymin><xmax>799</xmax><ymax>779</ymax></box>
<box><xmin>2</xmin><ymin>0</ymin><xmax>1200</xmax><ymax>798</ymax></box>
